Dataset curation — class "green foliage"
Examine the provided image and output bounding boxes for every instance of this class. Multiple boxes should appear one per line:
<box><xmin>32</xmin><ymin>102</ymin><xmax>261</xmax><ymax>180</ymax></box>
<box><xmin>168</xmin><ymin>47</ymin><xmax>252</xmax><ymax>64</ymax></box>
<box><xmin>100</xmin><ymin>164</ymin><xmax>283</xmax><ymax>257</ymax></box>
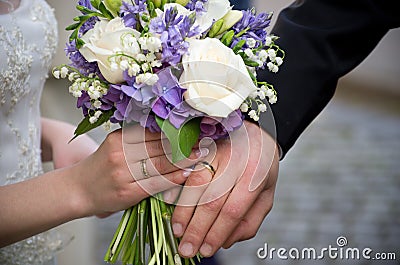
<box><xmin>155</xmin><ymin>116</ymin><xmax>201</xmax><ymax>163</ymax></box>
<box><xmin>70</xmin><ymin>109</ymin><xmax>114</xmax><ymax>142</ymax></box>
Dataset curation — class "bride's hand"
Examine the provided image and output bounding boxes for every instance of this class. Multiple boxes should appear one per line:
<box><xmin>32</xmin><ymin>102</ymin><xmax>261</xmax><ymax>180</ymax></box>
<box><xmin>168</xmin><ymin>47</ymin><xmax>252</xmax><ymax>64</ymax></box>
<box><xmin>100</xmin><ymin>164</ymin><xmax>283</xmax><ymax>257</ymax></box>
<box><xmin>70</xmin><ymin>126</ymin><xmax>189</xmax><ymax>218</ymax></box>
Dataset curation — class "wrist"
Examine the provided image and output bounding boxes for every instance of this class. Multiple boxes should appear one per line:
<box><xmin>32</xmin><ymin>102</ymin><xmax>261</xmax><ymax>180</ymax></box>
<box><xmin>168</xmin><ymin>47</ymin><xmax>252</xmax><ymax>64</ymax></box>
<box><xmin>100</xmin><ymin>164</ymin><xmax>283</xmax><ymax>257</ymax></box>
<box><xmin>61</xmin><ymin>161</ymin><xmax>94</xmax><ymax>219</ymax></box>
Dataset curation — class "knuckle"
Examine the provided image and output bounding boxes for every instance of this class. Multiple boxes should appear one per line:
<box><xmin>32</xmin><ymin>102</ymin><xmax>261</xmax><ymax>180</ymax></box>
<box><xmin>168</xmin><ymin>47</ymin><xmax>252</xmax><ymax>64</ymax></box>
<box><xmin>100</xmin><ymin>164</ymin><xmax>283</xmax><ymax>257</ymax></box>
<box><xmin>201</xmin><ymin>197</ymin><xmax>223</xmax><ymax>213</ymax></box>
<box><xmin>107</xmin><ymin>151</ymin><xmax>125</xmax><ymax>166</ymax></box>
<box><xmin>184</xmin><ymin>225</ymin><xmax>204</xmax><ymax>242</ymax></box>
<box><xmin>106</xmin><ymin>130</ymin><xmax>121</xmax><ymax>144</ymax></box>
<box><xmin>146</xmin><ymin>140</ymin><xmax>164</xmax><ymax>155</ymax></box>
<box><xmin>150</xmin><ymin>156</ymin><xmax>165</xmax><ymax>174</ymax></box>
<box><xmin>221</xmin><ymin>203</ymin><xmax>244</xmax><ymax>220</ymax></box>
<box><xmin>169</xmin><ymin>172</ymin><xmax>186</xmax><ymax>185</ymax></box>
<box><xmin>241</xmin><ymin>226</ymin><xmax>258</xmax><ymax>241</ymax></box>
<box><xmin>187</xmin><ymin>172</ymin><xmax>211</xmax><ymax>187</ymax></box>
<box><xmin>201</xmin><ymin>195</ymin><xmax>223</xmax><ymax>213</ymax></box>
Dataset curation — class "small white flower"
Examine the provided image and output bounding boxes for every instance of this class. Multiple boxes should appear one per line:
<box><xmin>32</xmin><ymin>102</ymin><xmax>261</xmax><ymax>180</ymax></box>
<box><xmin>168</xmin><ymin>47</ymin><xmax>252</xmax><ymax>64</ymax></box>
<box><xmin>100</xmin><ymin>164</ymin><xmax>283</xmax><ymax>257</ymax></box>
<box><xmin>240</xmin><ymin>103</ymin><xmax>249</xmax><ymax>112</ymax></box>
<box><xmin>128</xmin><ymin>64</ymin><xmax>141</xmax><ymax>77</ymax></box>
<box><xmin>103</xmin><ymin>121</ymin><xmax>111</xmax><ymax>132</ymax></box>
<box><xmin>258</xmin><ymin>103</ymin><xmax>267</xmax><ymax>112</ymax></box>
<box><xmin>249</xmin><ymin>110</ymin><xmax>256</xmax><ymax>118</ymax></box>
<box><xmin>253</xmin><ymin>115</ymin><xmax>260</xmax><ymax>122</ymax></box>
<box><xmin>89</xmin><ymin>116</ymin><xmax>98</xmax><ymax>124</ymax></box>
<box><xmin>88</xmin><ymin>86</ymin><xmax>102</xmax><ymax>100</ymax></box>
<box><xmin>136</xmin><ymin>54</ymin><xmax>147</xmax><ymax>62</ymax></box>
<box><xmin>120</xmin><ymin>60</ymin><xmax>129</xmax><ymax>71</ymax></box>
<box><xmin>267</xmin><ymin>49</ymin><xmax>276</xmax><ymax>60</ymax></box>
<box><xmin>93</xmin><ymin>100</ymin><xmax>102</xmax><ymax>108</ymax></box>
<box><xmin>267</xmin><ymin>62</ymin><xmax>279</xmax><ymax>73</ymax></box>
<box><xmin>258</xmin><ymin>91</ymin><xmax>266</xmax><ymax>100</ymax></box>
<box><xmin>269</xmin><ymin>95</ymin><xmax>278</xmax><ymax>104</ymax></box>
<box><xmin>266</xmin><ymin>89</ymin><xmax>275</xmax><ymax>99</ymax></box>
<box><xmin>258</xmin><ymin>50</ymin><xmax>268</xmax><ymax>62</ymax></box>
<box><xmin>275</xmin><ymin>57</ymin><xmax>283</xmax><ymax>66</ymax></box>
<box><xmin>145</xmin><ymin>73</ymin><xmax>159</xmax><ymax>86</ymax></box>
<box><xmin>136</xmin><ymin>73</ymin><xmax>159</xmax><ymax>86</ymax></box>
<box><xmin>244</xmin><ymin>48</ymin><xmax>254</xmax><ymax>59</ymax></box>
<box><xmin>72</xmin><ymin>90</ymin><xmax>82</xmax><ymax>98</ymax></box>
<box><xmin>151</xmin><ymin>60</ymin><xmax>162</xmax><ymax>68</ymax></box>
<box><xmin>141</xmin><ymin>63</ymin><xmax>150</xmax><ymax>72</ymax></box>
<box><xmin>53</xmin><ymin>70</ymin><xmax>60</xmax><ymax>79</ymax></box>
<box><xmin>94</xmin><ymin>110</ymin><xmax>102</xmax><ymax>118</ymax></box>
<box><xmin>146</xmin><ymin>37</ymin><xmax>162</xmax><ymax>53</ymax></box>
<box><xmin>111</xmin><ymin>62</ymin><xmax>119</xmax><ymax>71</ymax></box>
<box><xmin>60</xmin><ymin>67</ymin><xmax>69</xmax><ymax>79</ymax></box>
<box><xmin>68</xmin><ymin>73</ymin><xmax>77</xmax><ymax>82</ymax></box>
<box><xmin>246</xmin><ymin>38</ymin><xmax>257</xmax><ymax>49</ymax></box>
<box><xmin>260</xmin><ymin>85</ymin><xmax>267</xmax><ymax>92</ymax></box>
<box><xmin>265</xmin><ymin>36</ymin><xmax>272</xmax><ymax>46</ymax></box>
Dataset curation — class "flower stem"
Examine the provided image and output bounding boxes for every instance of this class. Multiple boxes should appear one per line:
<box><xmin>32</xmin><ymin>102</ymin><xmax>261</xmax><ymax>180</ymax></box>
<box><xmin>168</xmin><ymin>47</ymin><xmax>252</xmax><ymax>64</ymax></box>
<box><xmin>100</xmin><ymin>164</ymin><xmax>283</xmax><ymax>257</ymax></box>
<box><xmin>104</xmin><ymin>205</ymin><xmax>137</xmax><ymax>263</ymax></box>
<box><xmin>138</xmin><ymin>199</ymin><xmax>148</xmax><ymax>265</ymax></box>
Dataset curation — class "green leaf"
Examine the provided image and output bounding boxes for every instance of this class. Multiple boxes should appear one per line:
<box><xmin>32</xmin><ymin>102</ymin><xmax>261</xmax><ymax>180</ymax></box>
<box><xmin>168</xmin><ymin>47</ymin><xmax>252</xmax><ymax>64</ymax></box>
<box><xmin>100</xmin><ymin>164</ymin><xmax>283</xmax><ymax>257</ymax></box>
<box><xmin>70</xmin><ymin>110</ymin><xmax>114</xmax><ymax>142</ymax></box>
<box><xmin>243</xmin><ymin>58</ymin><xmax>260</xmax><ymax>67</ymax></box>
<box><xmin>76</xmin><ymin>5</ymin><xmax>99</xmax><ymax>14</ymax></box>
<box><xmin>155</xmin><ymin>116</ymin><xmax>201</xmax><ymax>163</ymax></box>
<box><xmin>65</xmin><ymin>22</ymin><xmax>81</xmax><ymax>31</ymax></box>
<box><xmin>98</xmin><ymin>2</ymin><xmax>114</xmax><ymax>19</ymax></box>
<box><xmin>90</xmin><ymin>0</ymin><xmax>101</xmax><ymax>9</ymax></box>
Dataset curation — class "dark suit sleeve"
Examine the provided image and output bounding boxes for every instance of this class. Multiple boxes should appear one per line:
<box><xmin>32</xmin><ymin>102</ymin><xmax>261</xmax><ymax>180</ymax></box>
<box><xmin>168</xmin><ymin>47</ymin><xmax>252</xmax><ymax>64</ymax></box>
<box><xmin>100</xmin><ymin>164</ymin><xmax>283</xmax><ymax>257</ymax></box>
<box><xmin>257</xmin><ymin>0</ymin><xmax>400</xmax><ymax>158</ymax></box>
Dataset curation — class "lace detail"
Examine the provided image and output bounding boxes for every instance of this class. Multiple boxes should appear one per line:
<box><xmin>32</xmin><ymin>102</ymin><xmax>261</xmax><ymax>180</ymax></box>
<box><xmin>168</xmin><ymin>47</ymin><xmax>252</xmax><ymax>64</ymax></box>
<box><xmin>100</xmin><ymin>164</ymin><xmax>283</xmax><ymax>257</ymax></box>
<box><xmin>0</xmin><ymin>24</ymin><xmax>33</xmax><ymax>110</ymax></box>
<box><xmin>0</xmin><ymin>1</ymin><xmax>67</xmax><ymax>264</ymax></box>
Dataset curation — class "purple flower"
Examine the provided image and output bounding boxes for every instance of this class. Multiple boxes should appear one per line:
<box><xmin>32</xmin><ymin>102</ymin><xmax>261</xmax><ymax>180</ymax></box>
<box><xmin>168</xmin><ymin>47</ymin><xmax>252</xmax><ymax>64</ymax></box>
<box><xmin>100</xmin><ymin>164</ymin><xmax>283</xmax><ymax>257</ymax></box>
<box><xmin>185</xmin><ymin>0</ymin><xmax>208</xmax><ymax>14</ymax></box>
<box><xmin>232</xmin><ymin>10</ymin><xmax>272</xmax><ymax>48</ymax></box>
<box><xmin>80</xmin><ymin>16</ymin><xmax>99</xmax><ymax>34</ymax></box>
<box><xmin>151</xmin><ymin>69</ymin><xmax>187</xmax><ymax>127</ymax></box>
<box><xmin>77</xmin><ymin>91</ymin><xmax>91</xmax><ymax>116</ymax></box>
<box><xmin>149</xmin><ymin>6</ymin><xmax>200</xmax><ymax>66</ymax></box>
<box><xmin>200</xmin><ymin>110</ymin><xmax>244</xmax><ymax>140</ymax></box>
<box><xmin>65</xmin><ymin>40</ymin><xmax>101</xmax><ymax>76</ymax></box>
<box><xmin>78</xmin><ymin>0</ymin><xmax>93</xmax><ymax>9</ymax></box>
<box><xmin>120</xmin><ymin>0</ymin><xmax>148</xmax><ymax>28</ymax></box>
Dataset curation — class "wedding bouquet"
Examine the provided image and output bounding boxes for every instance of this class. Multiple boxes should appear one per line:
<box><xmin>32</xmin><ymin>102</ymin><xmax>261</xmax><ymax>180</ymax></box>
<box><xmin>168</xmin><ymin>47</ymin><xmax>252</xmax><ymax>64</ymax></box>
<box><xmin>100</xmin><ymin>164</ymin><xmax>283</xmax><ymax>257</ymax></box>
<box><xmin>53</xmin><ymin>0</ymin><xmax>284</xmax><ymax>264</ymax></box>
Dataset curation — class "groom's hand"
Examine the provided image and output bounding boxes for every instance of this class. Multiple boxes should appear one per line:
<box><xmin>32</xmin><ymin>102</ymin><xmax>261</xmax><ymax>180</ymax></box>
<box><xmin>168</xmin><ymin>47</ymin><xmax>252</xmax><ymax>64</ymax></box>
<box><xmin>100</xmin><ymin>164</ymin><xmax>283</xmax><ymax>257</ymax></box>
<box><xmin>170</xmin><ymin>121</ymin><xmax>279</xmax><ymax>258</ymax></box>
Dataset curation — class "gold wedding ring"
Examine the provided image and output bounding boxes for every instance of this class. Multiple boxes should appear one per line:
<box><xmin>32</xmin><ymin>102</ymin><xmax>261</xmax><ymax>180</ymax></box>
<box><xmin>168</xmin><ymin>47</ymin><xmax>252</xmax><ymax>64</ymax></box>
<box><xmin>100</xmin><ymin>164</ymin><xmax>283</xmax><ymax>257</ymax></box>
<box><xmin>140</xmin><ymin>159</ymin><xmax>150</xmax><ymax>179</ymax></box>
<box><xmin>198</xmin><ymin>161</ymin><xmax>215</xmax><ymax>177</ymax></box>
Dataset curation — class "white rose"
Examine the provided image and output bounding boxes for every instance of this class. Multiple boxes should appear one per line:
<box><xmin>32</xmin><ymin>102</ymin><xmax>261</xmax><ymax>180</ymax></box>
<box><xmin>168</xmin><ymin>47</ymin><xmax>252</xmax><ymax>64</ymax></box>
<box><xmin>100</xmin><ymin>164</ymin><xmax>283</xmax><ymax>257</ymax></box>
<box><xmin>181</xmin><ymin>38</ymin><xmax>257</xmax><ymax>117</ymax></box>
<box><xmin>79</xmin><ymin>17</ymin><xmax>140</xmax><ymax>84</ymax></box>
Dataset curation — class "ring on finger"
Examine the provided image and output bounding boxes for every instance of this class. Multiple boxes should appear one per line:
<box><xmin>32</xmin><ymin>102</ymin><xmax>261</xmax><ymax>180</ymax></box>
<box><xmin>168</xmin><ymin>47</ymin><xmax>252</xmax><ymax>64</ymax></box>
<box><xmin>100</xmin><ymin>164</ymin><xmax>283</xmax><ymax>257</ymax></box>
<box><xmin>140</xmin><ymin>159</ymin><xmax>150</xmax><ymax>179</ymax></box>
<box><xmin>197</xmin><ymin>161</ymin><xmax>216</xmax><ymax>177</ymax></box>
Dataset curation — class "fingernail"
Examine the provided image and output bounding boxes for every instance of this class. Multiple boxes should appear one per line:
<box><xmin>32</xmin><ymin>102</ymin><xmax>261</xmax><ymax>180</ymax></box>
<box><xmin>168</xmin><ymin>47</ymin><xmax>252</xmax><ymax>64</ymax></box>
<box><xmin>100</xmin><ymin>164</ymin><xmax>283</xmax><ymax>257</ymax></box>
<box><xmin>200</xmin><ymin>243</ymin><xmax>213</xmax><ymax>257</ymax></box>
<box><xmin>182</xmin><ymin>170</ymin><xmax>191</xmax><ymax>178</ymax></box>
<box><xmin>195</xmin><ymin>148</ymin><xmax>209</xmax><ymax>158</ymax></box>
<box><xmin>179</xmin><ymin>242</ymin><xmax>193</xmax><ymax>257</ymax></box>
<box><xmin>172</xmin><ymin>223</ymin><xmax>182</xmax><ymax>236</ymax></box>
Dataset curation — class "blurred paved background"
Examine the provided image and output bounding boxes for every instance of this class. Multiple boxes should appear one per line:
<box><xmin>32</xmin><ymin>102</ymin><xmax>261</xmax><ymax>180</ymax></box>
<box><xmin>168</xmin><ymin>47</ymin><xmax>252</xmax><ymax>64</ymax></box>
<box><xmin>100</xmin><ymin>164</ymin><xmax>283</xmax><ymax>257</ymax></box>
<box><xmin>42</xmin><ymin>0</ymin><xmax>400</xmax><ymax>264</ymax></box>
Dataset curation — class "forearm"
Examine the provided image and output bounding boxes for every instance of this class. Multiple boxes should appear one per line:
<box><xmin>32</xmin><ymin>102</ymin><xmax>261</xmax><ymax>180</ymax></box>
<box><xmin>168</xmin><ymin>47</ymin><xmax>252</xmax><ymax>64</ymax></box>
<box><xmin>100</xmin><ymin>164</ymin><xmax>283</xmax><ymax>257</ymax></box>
<box><xmin>40</xmin><ymin>117</ymin><xmax>98</xmax><ymax>168</ymax></box>
<box><xmin>0</xmin><ymin>166</ymin><xmax>84</xmax><ymax>247</ymax></box>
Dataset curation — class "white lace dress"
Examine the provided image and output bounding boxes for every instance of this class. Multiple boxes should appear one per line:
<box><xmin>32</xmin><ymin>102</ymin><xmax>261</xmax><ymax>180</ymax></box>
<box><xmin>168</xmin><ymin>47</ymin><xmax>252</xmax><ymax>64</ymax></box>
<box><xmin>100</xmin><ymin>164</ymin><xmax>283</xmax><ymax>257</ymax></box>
<box><xmin>0</xmin><ymin>0</ymin><xmax>65</xmax><ymax>264</ymax></box>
